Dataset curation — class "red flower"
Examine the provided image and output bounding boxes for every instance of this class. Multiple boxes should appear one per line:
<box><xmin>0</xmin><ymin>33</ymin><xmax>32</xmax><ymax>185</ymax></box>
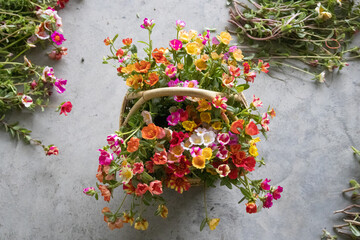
<box><xmin>246</xmin><ymin>202</ymin><xmax>257</xmax><ymax>214</ymax></box>
<box><xmin>57</xmin><ymin>0</ymin><xmax>69</xmax><ymax>9</ymax></box>
<box><xmin>60</xmin><ymin>101</ymin><xmax>72</xmax><ymax>116</ymax></box>
<box><xmin>242</xmin><ymin>156</ymin><xmax>256</xmax><ymax>172</ymax></box>
<box><xmin>166</xmin><ymin>175</ymin><xmax>191</xmax><ymax>194</ymax></box>
<box><xmin>178</xmin><ymin>109</ymin><xmax>189</xmax><ymax>122</ymax></box>
<box><xmin>243</xmin><ymin>62</ymin><xmax>251</xmax><ymax>74</ymax></box>
<box><xmin>123</xmin><ymin>180</ymin><xmax>135</xmax><ymax>194</ymax></box>
<box><xmin>145</xmin><ymin>161</ymin><xmax>154</xmax><ymax>173</ymax></box>
<box><xmin>167</xmin><ymin>156</ymin><xmax>191</xmax><ymax>178</ymax></box>
<box><xmin>231</xmin><ymin>151</ymin><xmax>247</xmax><ymax>167</ymax></box>
<box><xmin>122</xmin><ymin>38</ymin><xmax>133</xmax><ymax>45</ymax></box>
<box><xmin>116</xmin><ymin>48</ymin><xmax>124</xmax><ymax>58</ymax></box>
<box><xmin>230</xmin><ymin>119</ymin><xmax>244</xmax><ymax>134</ymax></box>
<box><xmin>149</xmin><ymin>180</ymin><xmax>163</xmax><ymax>195</ymax></box>
<box><xmin>245</xmin><ymin>121</ymin><xmax>259</xmax><ymax>136</ymax></box>
<box><xmin>151</xmin><ymin>151</ymin><xmax>167</xmax><ymax>165</ymax></box>
<box><xmin>230</xmin><ymin>144</ymin><xmax>242</xmax><ymax>153</ymax></box>
<box><xmin>135</xmin><ymin>183</ymin><xmax>149</xmax><ymax>196</ymax></box>
<box><xmin>46</xmin><ymin>146</ymin><xmax>59</xmax><ymax>156</ymax></box>
<box><xmin>170</xmin><ymin>131</ymin><xmax>186</xmax><ymax>147</ymax></box>
<box><xmin>228</xmin><ymin>168</ymin><xmax>239</xmax><ymax>179</ymax></box>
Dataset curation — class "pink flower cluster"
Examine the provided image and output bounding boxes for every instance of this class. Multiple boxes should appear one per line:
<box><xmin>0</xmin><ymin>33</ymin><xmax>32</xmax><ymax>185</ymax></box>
<box><xmin>260</xmin><ymin>178</ymin><xmax>283</xmax><ymax>208</ymax></box>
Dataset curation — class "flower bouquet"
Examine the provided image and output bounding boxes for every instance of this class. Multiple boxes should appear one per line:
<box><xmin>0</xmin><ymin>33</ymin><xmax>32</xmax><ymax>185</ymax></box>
<box><xmin>84</xmin><ymin>18</ymin><xmax>283</xmax><ymax>231</ymax></box>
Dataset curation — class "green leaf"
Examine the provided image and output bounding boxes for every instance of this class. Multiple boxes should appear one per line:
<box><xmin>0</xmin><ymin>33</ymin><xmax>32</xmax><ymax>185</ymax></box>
<box><xmin>240</xmin><ymin>187</ymin><xmax>252</xmax><ymax>199</ymax></box>
<box><xmin>113</xmin><ymin>34</ymin><xmax>119</xmax><ymax>42</ymax></box>
<box><xmin>349</xmin><ymin>224</ymin><xmax>360</xmax><ymax>237</ymax></box>
<box><xmin>200</xmin><ymin>218</ymin><xmax>207</xmax><ymax>231</ymax></box>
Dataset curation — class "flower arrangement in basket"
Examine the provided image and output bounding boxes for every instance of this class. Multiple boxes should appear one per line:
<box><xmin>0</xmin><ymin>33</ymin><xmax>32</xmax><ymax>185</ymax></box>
<box><xmin>84</xmin><ymin>18</ymin><xmax>283</xmax><ymax>231</ymax></box>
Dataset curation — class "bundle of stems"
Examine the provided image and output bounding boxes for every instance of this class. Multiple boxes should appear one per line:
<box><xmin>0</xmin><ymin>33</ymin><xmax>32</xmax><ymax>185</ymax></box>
<box><xmin>229</xmin><ymin>0</ymin><xmax>360</xmax><ymax>81</ymax></box>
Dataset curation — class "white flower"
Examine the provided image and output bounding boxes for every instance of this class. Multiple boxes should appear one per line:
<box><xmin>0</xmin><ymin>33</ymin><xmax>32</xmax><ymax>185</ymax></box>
<box><xmin>195</xmin><ymin>127</ymin><xmax>207</xmax><ymax>136</ymax></box>
<box><xmin>189</xmin><ymin>133</ymin><xmax>204</xmax><ymax>145</ymax></box>
<box><xmin>316</xmin><ymin>71</ymin><xmax>326</xmax><ymax>83</ymax></box>
<box><xmin>119</xmin><ymin>165</ymin><xmax>133</xmax><ymax>184</ymax></box>
<box><xmin>216</xmin><ymin>164</ymin><xmax>230</xmax><ymax>177</ymax></box>
<box><xmin>203</xmin><ymin>131</ymin><xmax>216</xmax><ymax>146</ymax></box>
<box><xmin>315</xmin><ymin>3</ymin><xmax>332</xmax><ymax>20</ymax></box>
<box><xmin>21</xmin><ymin>95</ymin><xmax>33</xmax><ymax>108</ymax></box>
<box><xmin>141</xmin><ymin>111</ymin><xmax>153</xmax><ymax>125</ymax></box>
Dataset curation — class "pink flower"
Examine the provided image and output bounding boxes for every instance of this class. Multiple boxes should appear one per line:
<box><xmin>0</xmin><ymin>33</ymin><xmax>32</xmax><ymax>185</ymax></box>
<box><xmin>167</xmin><ymin>111</ymin><xmax>181</xmax><ymax>126</ymax></box>
<box><xmin>149</xmin><ymin>180</ymin><xmax>163</xmax><ymax>195</ymax></box>
<box><xmin>190</xmin><ymin>146</ymin><xmax>203</xmax><ymax>157</ymax></box>
<box><xmin>272</xmin><ymin>186</ymin><xmax>283</xmax><ymax>200</ymax></box>
<box><xmin>258</xmin><ymin>59</ymin><xmax>270</xmax><ymax>73</ymax></box>
<box><xmin>145</xmin><ymin>161</ymin><xmax>154</xmax><ymax>173</ymax></box>
<box><xmin>140</xmin><ymin>18</ymin><xmax>154</xmax><ymax>29</ymax></box>
<box><xmin>98</xmin><ymin>149</ymin><xmax>114</xmax><ymax>165</ymax></box>
<box><xmin>212</xmin><ymin>96</ymin><xmax>227</xmax><ymax>110</ymax></box>
<box><xmin>169</xmin><ymin>39</ymin><xmax>183</xmax><ymax>51</ymax></box>
<box><xmin>107</xmin><ymin>134</ymin><xmax>120</xmax><ymax>146</ymax></box>
<box><xmin>133</xmin><ymin>162</ymin><xmax>144</xmax><ymax>174</ymax></box>
<box><xmin>176</xmin><ymin>20</ymin><xmax>186</xmax><ymax>29</ymax></box>
<box><xmin>83</xmin><ymin>187</ymin><xmax>96</xmax><ymax>196</ymax></box>
<box><xmin>135</xmin><ymin>183</ymin><xmax>149</xmax><ymax>196</ymax></box>
<box><xmin>263</xmin><ymin>193</ymin><xmax>273</xmax><ymax>208</ymax></box>
<box><xmin>51</xmin><ymin>31</ymin><xmax>66</xmax><ymax>45</ymax></box>
<box><xmin>261</xmin><ymin>113</ymin><xmax>270</xmax><ymax>131</ymax></box>
<box><xmin>54</xmin><ymin>78</ymin><xmax>67</xmax><ymax>94</ymax></box>
<box><xmin>168</xmin><ymin>78</ymin><xmax>180</xmax><ymax>87</ymax></box>
<box><xmin>165</xmin><ymin>64</ymin><xmax>177</xmax><ymax>78</ymax></box>
<box><xmin>212</xmin><ymin>37</ymin><xmax>220</xmax><ymax>45</ymax></box>
<box><xmin>217</xmin><ymin>132</ymin><xmax>230</xmax><ymax>146</ymax></box>
<box><xmin>216</xmin><ymin>164</ymin><xmax>230</xmax><ymax>177</ymax></box>
<box><xmin>245</xmin><ymin>71</ymin><xmax>256</xmax><ymax>83</ymax></box>
<box><xmin>252</xmin><ymin>95</ymin><xmax>263</xmax><ymax>108</ymax></box>
<box><xmin>49</xmin><ymin>47</ymin><xmax>68</xmax><ymax>60</ymax></box>
<box><xmin>46</xmin><ymin>146</ymin><xmax>59</xmax><ymax>156</ymax></box>
<box><xmin>42</xmin><ymin>66</ymin><xmax>55</xmax><ymax>82</ymax></box>
<box><xmin>21</xmin><ymin>95</ymin><xmax>33</xmax><ymax>108</ymax></box>
<box><xmin>174</xmin><ymin>96</ymin><xmax>186</xmax><ymax>102</ymax></box>
<box><xmin>59</xmin><ymin>101</ymin><xmax>72</xmax><ymax>116</ymax></box>
<box><xmin>229</xmin><ymin>65</ymin><xmax>241</xmax><ymax>77</ymax></box>
<box><xmin>183</xmin><ymin>80</ymin><xmax>198</xmax><ymax>88</ymax></box>
<box><xmin>229</xmin><ymin>46</ymin><xmax>238</xmax><ymax>52</ymax></box>
<box><xmin>216</xmin><ymin>145</ymin><xmax>229</xmax><ymax>160</ymax></box>
<box><xmin>261</xmin><ymin>178</ymin><xmax>271</xmax><ymax>190</ymax></box>
<box><xmin>177</xmin><ymin>109</ymin><xmax>188</xmax><ymax>122</ymax></box>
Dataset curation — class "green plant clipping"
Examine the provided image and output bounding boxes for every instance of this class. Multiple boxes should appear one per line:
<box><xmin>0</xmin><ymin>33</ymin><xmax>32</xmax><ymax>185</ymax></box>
<box><xmin>229</xmin><ymin>0</ymin><xmax>360</xmax><ymax>81</ymax></box>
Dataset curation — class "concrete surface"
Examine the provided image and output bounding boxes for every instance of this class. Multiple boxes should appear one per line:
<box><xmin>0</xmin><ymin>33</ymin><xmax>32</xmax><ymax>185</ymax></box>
<box><xmin>0</xmin><ymin>0</ymin><xmax>359</xmax><ymax>239</ymax></box>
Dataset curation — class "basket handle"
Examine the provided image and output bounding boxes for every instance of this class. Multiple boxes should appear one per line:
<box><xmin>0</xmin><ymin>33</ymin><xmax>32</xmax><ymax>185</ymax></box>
<box><xmin>119</xmin><ymin>87</ymin><xmax>248</xmax><ymax>128</ymax></box>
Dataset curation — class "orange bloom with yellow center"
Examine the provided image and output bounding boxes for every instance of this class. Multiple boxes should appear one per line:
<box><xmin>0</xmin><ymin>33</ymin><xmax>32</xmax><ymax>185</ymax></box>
<box><xmin>152</xmin><ymin>48</ymin><xmax>169</xmax><ymax>64</ymax></box>
<box><xmin>144</xmin><ymin>72</ymin><xmax>159</xmax><ymax>86</ymax></box>
<box><xmin>167</xmin><ymin>175</ymin><xmax>191</xmax><ymax>193</ymax></box>
<box><xmin>200</xmin><ymin>112</ymin><xmax>211</xmax><ymax>124</ymax></box>
<box><xmin>142</xmin><ymin>123</ymin><xmax>159</xmax><ymax>140</ymax></box>
<box><xmin>192</xmin><ymin>155</ymin><xmax>206</xmax><ymax>169</ymax></box>
<box><xmin>126</xmin><ymin>74</ymin><xmax>143</xmax><ymax>89</ymax></box>
<box><xmin>127</xmin><ymin>137</ymin><xmax>140</xmax><ymax>152</ymax></box>
<box><xmin>230</xmin><ymin>119</ymin><xmax>245</xmax><ymax>134</ymax></box>
<box><xmin>197</xmin><ymin>99</ymin><xmax>212</xmax><ymax>112</ymax></box>
<box><xmin>135</xmin><ymin>60</ymin><xmax>151</xmax><ymax>73</ymax></box>
<box><xmin>122</xmin><ymin>38</ymin><xmax>132</xmax><ymax>45</ymax></box>
<box><xmin>195</xmin><ymin>58</ymin><xmax>207</xmax><ymax>71</ymax></box>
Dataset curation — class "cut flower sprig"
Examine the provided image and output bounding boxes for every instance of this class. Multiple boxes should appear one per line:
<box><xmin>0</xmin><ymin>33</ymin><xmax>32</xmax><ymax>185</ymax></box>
<box><xmin>84</xmin><ymin>18</ymin><xmax>282</xmax><ymax>231</ymax></box>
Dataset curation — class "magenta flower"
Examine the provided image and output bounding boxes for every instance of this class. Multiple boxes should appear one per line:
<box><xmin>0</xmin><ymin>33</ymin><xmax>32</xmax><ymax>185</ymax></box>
<box><xmin>98</xmin><ymin>149</ymin><xmax>114</xmax><ymax>165</ymax></box>
<box><xmin>140</xmin><ymin>18</ymin><xmax>154</xmax><ymax>29</ymax></box>
<box><xmin>229</xmin><ymin>46</ymin><xmax>238</xmax><ymax>52</ymax></box>
<box><xmin>217</xmin><ymin>132</ymin><xmax>230</xmax><ymax>146</ymax></box>
<box><xmin>261</xmin><ymin>113</ymin><xmax>270</xmax><ymax>132</ymax></box>
<box><xmin>59</xmin><ymin>101</ymin><xmax>72</xmax><ymax>116</ymax></box>
<box><xmin>42</xmin><ymin>66</ymin><xmax>55</xmax><ymax>82</ymax></box>
<box><xmin>169</xmin><ymin>39</ymin><xmax>183</xmax><ymax>51</ymax></box>
<box><xmin>261</xmin><ymin>178</ymin><xmax>271</xmax><ymax>190</ymax></box>
<box><xmin>190</xmin><ymin>146</ymin><xmax>203</xmax><ymax>157</ymax></box>
<box><xmin>83</xmin><ymin>187</ymin><xmax>96</xmax><ymax>196</ymax></box>
<box><xmin>167</xmin><ymin>111</ymin><xmax>181</xmax><ymax>126</ymax></box>
<box><xmin>107</xmin><ymin>134</ymin><xmax>120</xmax><ymax>146</ymax></box>
<box><xmin>176</xmin><ymin>20</ymin><xmax>186</xmax><ymax>29</ymax></box>
<box><xmin>212</xmin><ymin>36</ymin><xmax>220</xmax><ymax>45</ymax></box>
<box><xmin>168</xmin><ymin>78</ymin><xmax>180</xmax><ymax>87</ymax></box>
<box><xmin>51</xmin><ymin>31</ymin><xmax>66</xmax><ymax>45</ymax></box>
<box><xmin>273</xmin><ymin>186</ymin><xmax>283</xmax><ymax>200</ymax></box>
<box><xmin>263</xmin><ymin>193</ymin><xmax>273</xmax><ymax>208</ymax></box>
<box><xmin>174</xmin><ymin>96</ymin><xmax>186</xmax><ymax>102</ymax></box>
<box><xmin>212</xmin><ymin>96</ymin><xmax>228</xmax><ymax>110</ymax></box>
<box><xmin>54</xmin><ymin>78</ymin><xmax>67</xmax><ymax>93</ymax></box>
<box><xmin>216</xmin><ymin>145</ymin><xmax>229</xmax><ymax>160</ymax></box>
<box><xmin>183</xmin><ymin>80</ymin><xmax>198</xmax><ymax>88</ymax></box>
<box><xmin>165</xmin><ymin>64</ymin><xmax>177</xmax><ymax>78</ymax></box>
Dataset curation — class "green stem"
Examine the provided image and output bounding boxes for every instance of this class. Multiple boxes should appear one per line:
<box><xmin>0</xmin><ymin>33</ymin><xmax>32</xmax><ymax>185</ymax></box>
<box><xmin>114</xmin><ymin>194</ymin><xmax>128</xmax><ymax>215</ymax></box>
<box><xmin>352</xmin><ymin>146</ymin><xmax>360</xmax><ymax>156</ymax></box>
<box><xmin>272</xmin><ymin>61</ymin><xmax>315</xmax><ymax>76</ymax></box>
<box><xmin>10</xmin><ymin>47</ymin><xmax>30</xmax><ymax>62</ymax></box>
<box><xmin>124</xmin><ymin>125</ymin><xmax>142</xmax><ymax>142</ymax></box>
<box><xmin>0</xmin><ymin>62</ymin><xmax>23</xmax><ymax>65</ymax></box>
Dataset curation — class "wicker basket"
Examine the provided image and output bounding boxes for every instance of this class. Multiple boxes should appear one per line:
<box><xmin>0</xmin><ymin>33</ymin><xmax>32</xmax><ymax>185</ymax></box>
<box><xmin>118</xmin><ymin>87</ymin><xmax>249</xmax><ymax>186</ymax></box>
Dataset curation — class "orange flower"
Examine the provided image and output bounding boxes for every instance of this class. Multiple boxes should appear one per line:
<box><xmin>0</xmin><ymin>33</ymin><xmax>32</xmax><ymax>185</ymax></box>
<box><xmin>230</xmin><ymin>119</ymin><xmax>245</xmax><ymax>134</ymax></box>
<box><xmin>151</xmin><ymin>150</ymin><xmax>167</xmax><ymax>165</ymax></box>
<box><xmin>108</xmin><ymin>218</ymin><xmax>124</xmax><ymax>230</ymax></box>
<box><xmin>269</xmin><ymin>108</ymin><xmax>276</xmax><ymax>118</ymax></box>
<box><xmin>126</xmin><ymin>74</ymin><xmax>143</xmax><ymax>89</ymax></box>
<box><xmin>192</xmin><ymin>155</ymin><xmax>206</xmax><ymax>169</ymax></box>
<box><xmin>197</xmin><ymin>99</ymin><xmax>212</xmax><ymax>112</ymax></box>
<box><xmin>135</xmin><ymin>60</ymin><xmax>151</xmax><ymax>73</ymax></box>
<box><xmin>245</xmin><ymin>121</ymin><xmax>259</xmax><ymax>136</ymax></box>
<box><xmin>142</xmin><ymin>123</ymin><xmax>159</xmax><ymax>140</ymax></box>
<box><xmin>122</xmin><ymin>38</ymin><xmax>132</xmax><ymax>45</ymax></box>
<box><xmin>121</xmin><ymin>64</ymin><xmax>135</xmax><ymax>74</ymax></box>
<box><xmin>144</xmin><ymin>72</ymin><xmax>159</xmax><ymax>86</ymax></box>
<box><xmin>123</xmin><ymin>212</ymin><xmax>134</xmax><ymax>225</ymax></box>
<box><xmin>116</xmin><ymin>48</ymin><xmax>124</xmax><ymax>58</ymax></box>
<box><xmin>230</xmin><ymin>144</ymin><xmax>242</xmax><ymax>153</ymax></box>
<box><xmin>127</xmin><ymin>137</ymin><xmax>140</xmax><ymax>152</ymax></box>
<box><xmin>96</xmin><ymin>165</ymin><xmax>115</xmax><ymax>182</ymax></box>
<box><xmin>102</xmin><ymin>207</ymin><xmax>111</xmax><ymax>223</ymax></box>
<box><xmin>98</xmin><ymin>185</ymin><xmax>111</xmax><ymax>202</ymax></box>
<box><xmin>104</xmin><ymin>37</ymin><xmax>112</xmax><ymax>46</ymax></box>
<box><xmin>152</xmin><ymin>48</ymin><xmax>169</xmax><ymax>64</ymax></box>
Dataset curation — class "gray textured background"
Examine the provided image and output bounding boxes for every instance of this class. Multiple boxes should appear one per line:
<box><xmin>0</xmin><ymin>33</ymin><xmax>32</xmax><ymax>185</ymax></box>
<box><xmin>1</xmin><ymin>0</ymin><xmax>359</xmax><ymax>239</ymax></box>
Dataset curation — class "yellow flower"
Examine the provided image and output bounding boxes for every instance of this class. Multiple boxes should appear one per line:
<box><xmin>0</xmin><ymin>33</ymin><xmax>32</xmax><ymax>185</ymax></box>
<box><xmin>233</xmin><ymin>49</ymin><xmax>244</xmax><ymax>61</ymax></box>
<box><xmin>249</xmin><ymin>144</ymin><xmax>259</xmax><ymax>157</ymax></box>
<box><xmin>211</xmin><ymin>122</ymin><xmax>223</xmax><ymax>130</ymax></box>
<box><xmin>134</xmin><ymin>219</ymin><xmax>149</xmax><ymax>231</ymax></box>
<box><xmin>249</xmin><ymin>137</ymin><xmax>261</xmax><ymax>146</ymax></box>
<box><xmin>202</xmin><ymin>147</ymin><xmax>212</xmax><ymax>160</ymax></box>
<box><xmin>123</xmin><ymin>212</ymin><xmax>134</xmax><ymax>226</ymax></box>
<box><xmin>182</xmin><ymin>121</ymin><xmax>197</xmax><ymax>132</ymax></box>
<box><xmin>211</xmin><ymin>52</ymin><xmax>220</xmax><ymax>60</ymax></box>
<box><xmin>200</xmin><ymin>112</ymin><xmax>211</xmax><ymax>124</ymax></box>
<box><xmin>126</xmin><ymin>74</ymin><xmax>143</xmax><ymax>89</ymax></box>
<box><xmin>201</xmin><ymin>54</ymin><xmax>209</xmax><ymax>61</ymax></box>
<box><xmin>177</xmin><ymin>63</ymin><xmax>184</xmax><ymax>70</ymax></box>
<box><xmin>218</xmin><ymin>31</ymin><xmax>232</xmax><ymax>45</ymax></box>
<box><xmin>228</xmin><ymin>60</ymin><xmax>237</xmax><ymax>66</ymax></box>
<box><xmin>195</xmin><ymin>58</ymin><xmax>207</xmax><ymax>71</ymax></box>
<box><xmin>208</xmin><ymin>218</ymin><xmax>220</xmax><ymax>230</ymax></box>
<box><xmin>121</xmin><ymin>64</ymin><xmax>135</xmax><ymax>74</ymax></box>
<box><xmin>185</xmin><ymin>42</ymin><xmax>202</xmax><ymax>55</ymax></box>
<box><xmin>189</xmin><ymin>29</ymin><xmax>198</xmax><ymax>40</ymax></box>
<box><xmin>192</xmin><ymin>155</ymin><xmax>205</xmax><ymax>169</ymax></box>
<box><xmin>315</xmin><ymin>3</ymin><xmax>332</xmax><ymax>20</ymax></box>
<box><xmin>179</xmin><ymin>30</ymin><xmax>191</xmax><ymax>42</ymax></box>
<box><xmin>197</xmin><ymin>99</ymin><xmax>212</xmax><ymax>112</ymax></box>
<box><xmin>158</xmin><ymin>205</ymin><xmax>168</xmax><ymax>218</ymax></box>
